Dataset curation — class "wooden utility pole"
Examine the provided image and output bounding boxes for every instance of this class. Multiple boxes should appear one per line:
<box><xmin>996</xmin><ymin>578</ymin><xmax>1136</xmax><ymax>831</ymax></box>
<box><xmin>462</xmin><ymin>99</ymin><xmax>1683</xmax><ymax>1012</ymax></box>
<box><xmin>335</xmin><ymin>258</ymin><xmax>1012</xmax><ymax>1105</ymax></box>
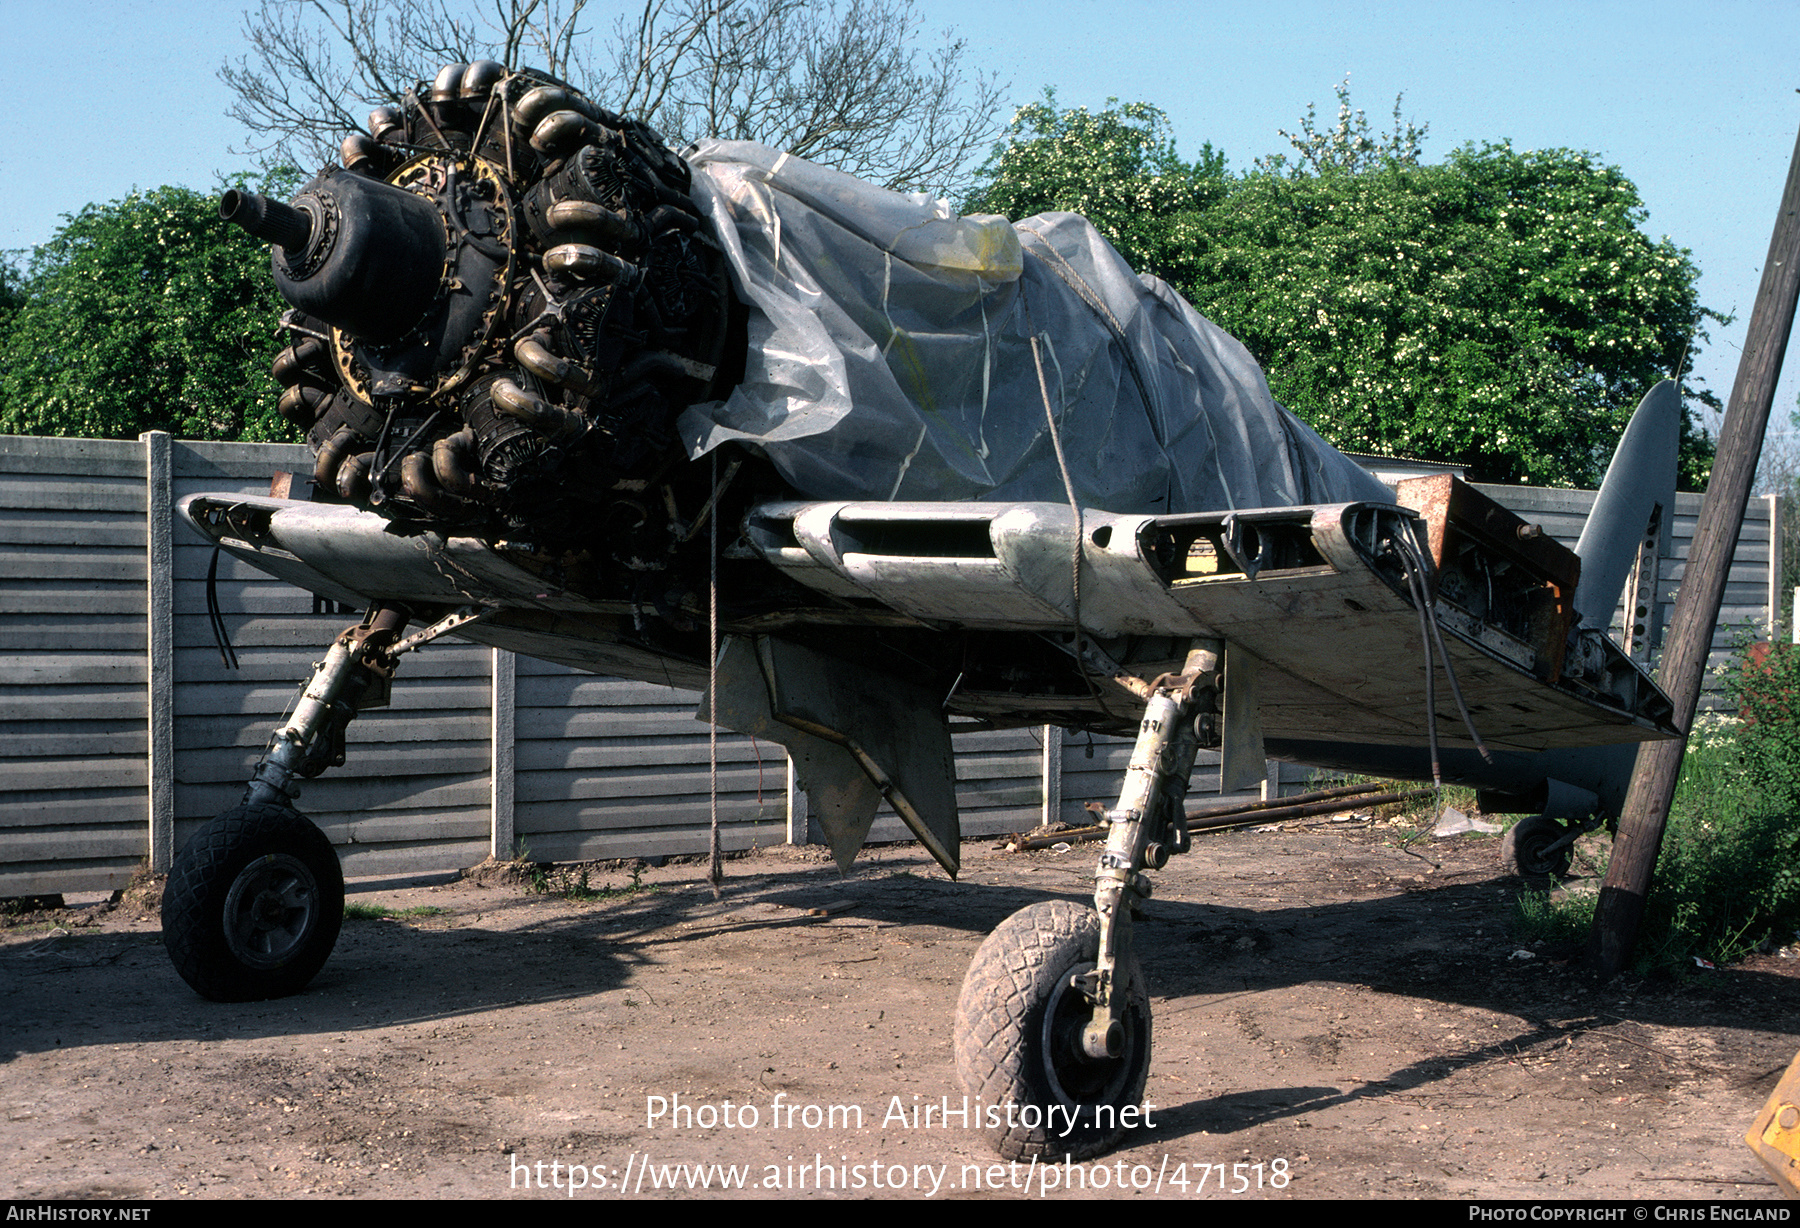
<box><xmin>1588</xmin><ymin>119</ymin><xmax>1800</xmax><ymax>976</ymax></box>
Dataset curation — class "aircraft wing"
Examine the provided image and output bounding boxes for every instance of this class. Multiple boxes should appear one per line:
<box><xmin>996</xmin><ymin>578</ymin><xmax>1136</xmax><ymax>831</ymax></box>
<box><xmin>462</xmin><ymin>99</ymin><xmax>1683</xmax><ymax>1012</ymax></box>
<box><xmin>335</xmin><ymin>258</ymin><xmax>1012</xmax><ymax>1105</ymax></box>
<box><xmin>183</xmin><ymin>461</ymin><xmax>1677</xmax><ymax>883</ymax></box>
<box><xmin>739</xmin><ymin>490</ymin><xmax>1676</xmax><ymax>753</ymax></box>
<box><xmin>184</xmin><ymin>475</ymin><xmax>1675</xmax><ymax>757</ymax></box>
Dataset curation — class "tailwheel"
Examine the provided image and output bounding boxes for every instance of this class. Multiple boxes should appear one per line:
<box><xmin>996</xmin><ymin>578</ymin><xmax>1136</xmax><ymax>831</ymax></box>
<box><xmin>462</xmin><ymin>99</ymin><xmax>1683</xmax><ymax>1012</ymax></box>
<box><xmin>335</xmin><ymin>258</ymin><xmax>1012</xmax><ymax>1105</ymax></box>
<box><xmin>162</xmin><ymin>802</ymin><xmax>344</xmax><ymax>1002</ymax></box>
<box><xmin>1502</xmin><ymin>814</ymin><xmax>1574</xmax><ymax>881</ymax></box>
<box><xmin>953</xmin><ymin>900</ymin><xmax>1153</xmax><ymax>1160</ymax></box>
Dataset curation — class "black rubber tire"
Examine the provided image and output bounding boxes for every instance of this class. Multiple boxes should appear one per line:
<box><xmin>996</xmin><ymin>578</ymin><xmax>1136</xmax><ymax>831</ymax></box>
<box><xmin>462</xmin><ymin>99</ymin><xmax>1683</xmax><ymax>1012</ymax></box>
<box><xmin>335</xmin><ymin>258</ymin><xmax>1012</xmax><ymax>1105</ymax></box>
<box><xmin>953</xmin><ymin>899</ymin><xmax>1152</xmax><ymax>1161</ymax></box>
<box><xmin>1502</xmin><ymin>814</ymin><xmax>1573</xmax><ymax>880</ymax></box>
<box><xmin>162</xmin><ymin>802</ymin><xmax>344</xmax><ymax>1002</ymax></box>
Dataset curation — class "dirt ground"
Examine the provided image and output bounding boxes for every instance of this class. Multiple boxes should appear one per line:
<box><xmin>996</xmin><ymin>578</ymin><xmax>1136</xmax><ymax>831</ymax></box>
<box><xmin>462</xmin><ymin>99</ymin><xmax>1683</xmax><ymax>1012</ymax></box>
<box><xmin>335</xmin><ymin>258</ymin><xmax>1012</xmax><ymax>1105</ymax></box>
<box><xmin>3</xmin><ymin>816</ymin><xmax>1796</xmax><ymax>1201</ymax></box>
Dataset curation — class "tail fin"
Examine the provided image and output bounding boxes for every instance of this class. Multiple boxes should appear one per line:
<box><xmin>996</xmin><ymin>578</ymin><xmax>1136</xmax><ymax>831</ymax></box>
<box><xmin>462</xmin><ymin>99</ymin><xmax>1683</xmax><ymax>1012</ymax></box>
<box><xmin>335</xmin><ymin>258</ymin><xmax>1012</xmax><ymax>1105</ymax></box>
<box><xmin>1572</xmin><ymin>380</ymin><xmax>1679</xmax><ymax>632</ymax></box>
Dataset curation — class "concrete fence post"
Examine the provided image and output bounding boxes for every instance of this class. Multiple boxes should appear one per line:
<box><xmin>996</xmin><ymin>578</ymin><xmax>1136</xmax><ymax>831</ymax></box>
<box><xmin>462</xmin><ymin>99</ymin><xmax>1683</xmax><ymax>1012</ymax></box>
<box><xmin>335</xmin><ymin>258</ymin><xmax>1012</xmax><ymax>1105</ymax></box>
<box><xmin>142</xmin><ymin>431</ymin><xmax>175</xmax><ymax>872</ymax></box>
<box><xmin>490</xmin><ymin>648</ymin><xmax>516</xmax><ymax>859</ymax></box>
<box><xmin>1040</xmin><ymin>724</ymin><xmax>1062</xmax><ymax>828</ymax></box>
<box><xmin>1768</xmin><ymin>493</ymin><xmax>1783</xmax><ymax>639</ymax></box>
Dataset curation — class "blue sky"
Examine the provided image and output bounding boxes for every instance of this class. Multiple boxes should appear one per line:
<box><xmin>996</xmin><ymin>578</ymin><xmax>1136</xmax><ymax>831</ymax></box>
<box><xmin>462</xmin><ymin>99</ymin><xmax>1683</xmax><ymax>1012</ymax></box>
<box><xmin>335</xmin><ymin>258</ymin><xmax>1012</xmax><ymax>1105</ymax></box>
<box><xmin>6</xmin><ymin>0</ymin><xmax>1799</xmax><ymax>445</ymax></box>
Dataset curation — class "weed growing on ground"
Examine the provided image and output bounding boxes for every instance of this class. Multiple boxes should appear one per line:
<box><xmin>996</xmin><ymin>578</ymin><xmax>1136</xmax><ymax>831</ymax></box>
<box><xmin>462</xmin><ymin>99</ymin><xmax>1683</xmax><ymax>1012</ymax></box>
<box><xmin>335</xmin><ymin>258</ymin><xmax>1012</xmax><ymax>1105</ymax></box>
<box><xmin>1631</xmin><ymin>737</ymin><xmax>1800</xmax><ymax>972</ymax></box>
<box><xmin>1513</xmin><ymin>640</ymin><xmax>1800</xmax><ymax>972</ymax></box>
<box><xmin>1512</xmin><ymin>881</ymin><xmax>1599</xmax><ymax>947</ymax></box>
<box><xmin>533</xmin><ymin>861</ymin><xmax>654</xmax><ymax>902</ymax></box>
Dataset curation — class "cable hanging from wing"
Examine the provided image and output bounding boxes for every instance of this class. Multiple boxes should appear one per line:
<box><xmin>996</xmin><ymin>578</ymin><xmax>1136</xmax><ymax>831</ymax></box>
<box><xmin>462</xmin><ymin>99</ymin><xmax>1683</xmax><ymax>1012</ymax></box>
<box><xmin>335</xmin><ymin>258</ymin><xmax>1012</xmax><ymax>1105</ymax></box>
<box><xmin>707</xmin><ymin>448</ymin><xmax>724</xmax><ymax>899</ymax></box>
<box><xmin>1389</xmin><ymin>529</ymin><xmax>1494</xmax><ymax>789</ymax></box>
<box><xmin>205</xmin><ymin>547</ymin><xmax>241</xmax><ymax>671</ymax></box>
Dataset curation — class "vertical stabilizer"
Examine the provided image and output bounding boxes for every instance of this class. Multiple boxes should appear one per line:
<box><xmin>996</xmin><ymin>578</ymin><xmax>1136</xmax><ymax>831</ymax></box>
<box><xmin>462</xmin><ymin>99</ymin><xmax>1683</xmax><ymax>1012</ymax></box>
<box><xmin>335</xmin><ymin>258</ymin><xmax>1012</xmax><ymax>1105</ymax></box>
<box><xmin>1573</xmin><ymin>381</ymin><xmax>1680</xmax><ymax>632</ymax></box>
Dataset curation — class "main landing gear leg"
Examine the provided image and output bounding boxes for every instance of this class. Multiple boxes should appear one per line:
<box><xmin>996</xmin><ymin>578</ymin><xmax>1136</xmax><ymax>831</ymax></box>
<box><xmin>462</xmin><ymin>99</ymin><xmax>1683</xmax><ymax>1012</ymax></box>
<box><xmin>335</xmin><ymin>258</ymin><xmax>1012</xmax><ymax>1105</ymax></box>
<box><xmin>954</xmin><ymin>642</ymin><xmax>1220</xmax><ymax>1160</ymax></box>
<box><xmin>161</xmin><ymin>605</ymin><xmax>410</xmax><ymax>1002</ymax></box>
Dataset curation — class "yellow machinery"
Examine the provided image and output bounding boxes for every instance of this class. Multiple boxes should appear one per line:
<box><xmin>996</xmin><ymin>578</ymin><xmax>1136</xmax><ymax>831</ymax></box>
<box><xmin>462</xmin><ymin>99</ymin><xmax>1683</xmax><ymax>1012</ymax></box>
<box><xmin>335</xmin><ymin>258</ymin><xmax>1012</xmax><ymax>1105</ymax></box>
<box><xmin>1746</xmin><ymin>1047</ymin><xmax>1800</xmax><ymax>1197</ymax></box>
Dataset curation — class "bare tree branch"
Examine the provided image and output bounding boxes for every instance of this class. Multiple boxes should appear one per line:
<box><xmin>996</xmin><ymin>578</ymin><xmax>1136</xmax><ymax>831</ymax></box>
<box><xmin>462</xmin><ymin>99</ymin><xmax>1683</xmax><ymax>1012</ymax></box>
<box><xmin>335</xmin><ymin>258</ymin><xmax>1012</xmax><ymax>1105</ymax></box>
<box><xmin>221</xmin><ymin>0</ymin><xmax>1003</xmax><ymax>194</ymax></box>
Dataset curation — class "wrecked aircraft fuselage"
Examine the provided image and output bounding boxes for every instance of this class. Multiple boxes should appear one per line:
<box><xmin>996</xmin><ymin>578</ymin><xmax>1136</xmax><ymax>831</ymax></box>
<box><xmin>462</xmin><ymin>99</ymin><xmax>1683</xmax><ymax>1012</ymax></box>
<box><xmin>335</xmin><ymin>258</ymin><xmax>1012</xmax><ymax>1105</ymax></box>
<box><xmin>185</xmin><ymin>63</ymin><xmax>1681</xmax><ymax>1162</ymax></box>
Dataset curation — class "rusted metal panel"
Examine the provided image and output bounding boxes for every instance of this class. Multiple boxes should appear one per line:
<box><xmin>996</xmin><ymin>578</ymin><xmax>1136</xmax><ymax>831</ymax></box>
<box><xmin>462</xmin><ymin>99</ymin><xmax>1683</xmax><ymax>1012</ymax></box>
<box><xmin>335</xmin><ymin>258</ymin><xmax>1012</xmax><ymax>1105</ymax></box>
<box><xmin>1396</xmin><ymin>474</ymin><xmax>1577</xmax><ymax>680</ymax></box>
<box><xmin>1398</xmin><ymin>474</ymin><xmax>1580</xmax><ymax>589</ymax></box>
<box><xmin>1479</xmin><ymin>483</ymin><xmax>1774</xmax><ymax>710</ymax></box>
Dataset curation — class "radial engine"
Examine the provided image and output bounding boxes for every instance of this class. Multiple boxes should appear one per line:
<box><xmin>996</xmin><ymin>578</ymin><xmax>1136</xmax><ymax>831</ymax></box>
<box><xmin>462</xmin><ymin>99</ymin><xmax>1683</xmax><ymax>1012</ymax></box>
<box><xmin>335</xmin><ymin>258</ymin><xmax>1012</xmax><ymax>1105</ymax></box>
<box><xmin>221</xmin><ymin>62</ymin><xmax>746</xmax><ymax>608</ymax></box>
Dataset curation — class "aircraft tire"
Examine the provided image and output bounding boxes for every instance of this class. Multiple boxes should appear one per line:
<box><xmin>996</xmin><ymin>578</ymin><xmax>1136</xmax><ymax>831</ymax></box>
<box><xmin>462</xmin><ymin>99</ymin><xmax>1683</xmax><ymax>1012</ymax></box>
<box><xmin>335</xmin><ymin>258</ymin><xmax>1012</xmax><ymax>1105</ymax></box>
<box><xmin>162</xmin><ymin>802</ymin><xmax>344</xmax><ymax>1002</ymax></box>
<box><xmin>953</xmin><ymin>899</ymin><xmax>1151</xmax><ymax>1160</ymax></box>
<box><xmin>1502</xmin><ymin>814</ymin><xmax>1574</xmax><ymax>881</ymax></box>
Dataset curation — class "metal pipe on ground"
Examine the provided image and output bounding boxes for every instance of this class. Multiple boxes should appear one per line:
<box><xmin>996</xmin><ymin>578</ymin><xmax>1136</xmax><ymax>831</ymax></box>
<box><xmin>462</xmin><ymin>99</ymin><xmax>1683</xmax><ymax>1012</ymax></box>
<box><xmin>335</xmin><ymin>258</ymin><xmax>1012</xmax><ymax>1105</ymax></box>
<box><xmin>1003</xmin><ymin>781</ymin><xmax>1431</xmax><ymax>851</ymax></box>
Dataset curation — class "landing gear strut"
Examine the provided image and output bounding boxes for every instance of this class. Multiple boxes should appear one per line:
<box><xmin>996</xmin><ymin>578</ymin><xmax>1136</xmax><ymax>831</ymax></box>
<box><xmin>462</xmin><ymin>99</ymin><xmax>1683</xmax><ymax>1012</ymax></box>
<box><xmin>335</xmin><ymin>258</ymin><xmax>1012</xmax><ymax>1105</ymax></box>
<box><xmin>955</xmin><ymin>642</ymin><xmax>1219</xmax><ymax>1159</ymax></box>
<box><xmin>162</xmin><ymin>606</ymin><xmax>411</xmax><ymax>1001</ymax></box>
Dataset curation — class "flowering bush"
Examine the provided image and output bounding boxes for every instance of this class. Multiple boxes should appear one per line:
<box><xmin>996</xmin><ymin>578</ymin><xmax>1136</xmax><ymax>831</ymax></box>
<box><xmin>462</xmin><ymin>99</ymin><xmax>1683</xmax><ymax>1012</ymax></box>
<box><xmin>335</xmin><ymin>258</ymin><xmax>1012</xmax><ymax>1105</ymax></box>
<box><xmin>1520</xmin><ymin>639</ymin><xmax>1800</xmax><ymax>970</ymax></box>
<box><xmin>1727</xmin><ymin>640</ymin><xmax>1800</xmax><ymax>804</ymax></box>
<box><xmin>1637</xmin><ymin>730</ymin><xmax>1800</xmax><ymax>971</ymax></box>
<box><xmin>0</xmin><ymin>181</ymin><xmax>296</xmax><ymax>441</ymax></box>
<box><xmin>1628</xmin><ymin>640</ymin><xmax>1800</xmax><ymax>970</ymax></box>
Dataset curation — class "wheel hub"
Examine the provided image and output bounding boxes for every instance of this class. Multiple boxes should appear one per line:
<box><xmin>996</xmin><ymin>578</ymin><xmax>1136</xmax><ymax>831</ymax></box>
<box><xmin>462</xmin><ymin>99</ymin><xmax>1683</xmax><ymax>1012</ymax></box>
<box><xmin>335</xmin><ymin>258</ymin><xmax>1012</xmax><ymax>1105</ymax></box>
<box><xmin>1522</xmin><ymin>841</ymin><xmax>1559</xmax><ymax>875</ymax></box>
<box><xmin>222</xmin><ymin>854</ymin><xmax>320</xmax><ymax>970</ymax></box>
<box><xmin>1044</xmin><ymin>961</ymin><xmax>1142</xmax><ymax>1107</ymax></box>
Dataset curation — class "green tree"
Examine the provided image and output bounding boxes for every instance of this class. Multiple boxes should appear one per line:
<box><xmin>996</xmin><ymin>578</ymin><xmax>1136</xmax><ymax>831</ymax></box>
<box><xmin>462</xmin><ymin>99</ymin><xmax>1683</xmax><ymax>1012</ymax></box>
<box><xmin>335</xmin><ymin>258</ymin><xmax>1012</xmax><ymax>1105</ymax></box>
<box><xmin>0</xmin><ymin>184</ymin><xmax>295</xmax><ymax>442</ymax></box>
<box><xmin>967</xmin><ymin>88</ymin><xmax>1720</xmax><ymax>490</ymax></box>
<box><xmin>963</xmin><ymin>93</ymin><xmax>1227</xmax><ymax>286</ymax></box>
<box><xmin>1197</xmin><ymin>140</ymin><xmax>1718</xmax><ymax>488</ymax></box>
<box><xmin>1254</xmin><ymin>74</ymin><xmax>1428</xmax><ymax>176</ymax></box>
<box><xmin>0</xmin><ymin>251</ymin><xmax>25</xmax><ymax>329</ymax></box>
